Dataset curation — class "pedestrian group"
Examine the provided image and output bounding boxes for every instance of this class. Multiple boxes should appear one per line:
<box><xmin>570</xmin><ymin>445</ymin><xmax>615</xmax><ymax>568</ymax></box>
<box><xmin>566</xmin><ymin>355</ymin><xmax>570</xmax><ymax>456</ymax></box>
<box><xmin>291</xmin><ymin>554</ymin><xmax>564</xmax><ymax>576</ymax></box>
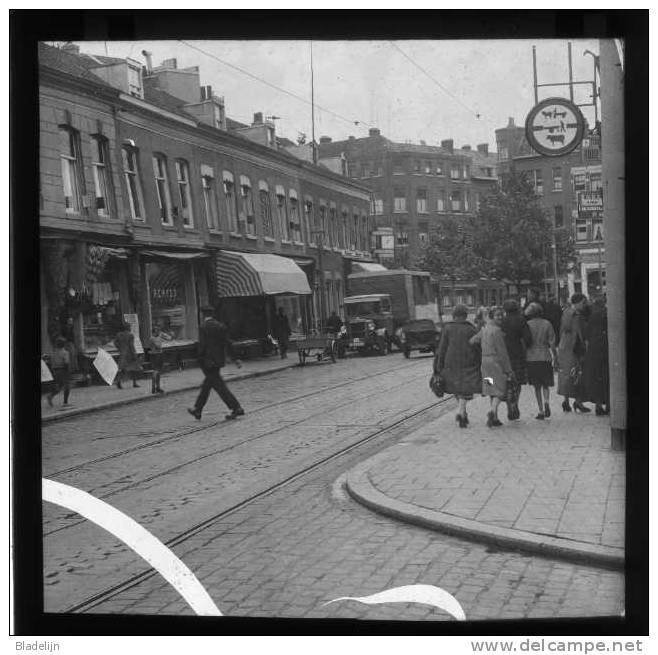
<box><xmin>433</xmin><ymin>290</ymin><xmax>610</xmax><ymax>428</ymax></box>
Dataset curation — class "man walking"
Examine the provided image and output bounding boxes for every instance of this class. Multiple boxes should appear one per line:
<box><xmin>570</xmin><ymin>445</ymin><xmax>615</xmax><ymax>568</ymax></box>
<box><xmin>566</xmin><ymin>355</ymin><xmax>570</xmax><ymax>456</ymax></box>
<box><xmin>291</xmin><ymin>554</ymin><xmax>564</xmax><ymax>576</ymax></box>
<box><xmin>188</xmin><ymin>306</ymin><xmax>245</xmax><ymax>421</ymax></box>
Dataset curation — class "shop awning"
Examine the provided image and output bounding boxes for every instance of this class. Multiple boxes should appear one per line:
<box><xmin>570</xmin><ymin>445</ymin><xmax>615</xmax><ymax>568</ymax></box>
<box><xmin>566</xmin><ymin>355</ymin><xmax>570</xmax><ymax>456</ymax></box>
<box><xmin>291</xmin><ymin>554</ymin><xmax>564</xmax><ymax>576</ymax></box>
<box><xmin>352</xmin><ymin>262</ymin><xmax>388</xmax><ymax>273</ymax></box>
<box><xmin>140</xmin><ymin>250</ymin><xmax>209</xmax><ymax>260</ymax></box>
<box><xmin>216</xmin><ymin>251</ymin><xmax>312</xmax><ymax>297</ymax></box>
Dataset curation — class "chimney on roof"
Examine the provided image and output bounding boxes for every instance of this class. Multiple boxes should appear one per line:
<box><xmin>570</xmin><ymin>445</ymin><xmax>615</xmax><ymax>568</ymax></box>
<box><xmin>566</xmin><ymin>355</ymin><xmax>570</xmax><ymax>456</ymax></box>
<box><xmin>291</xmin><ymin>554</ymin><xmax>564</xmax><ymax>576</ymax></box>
<box><xmin>200</xmin><ymin>85</ymin><xmax>213</xmax><ymax>101</ymax></box>
<box><xmin>507</xmin><ymin>117</ymin><xmax>515</xmax><ymax>127</ymax></box>
<box><xmin>441</xmin><ymin>139</ymin><xmax>454</xmax><ymax>153</ymax></box>
<box><xmin>348</xmin><ymin>135</ymin><xmax>355</xmax><ymax>141</ymax></box>
<box><xmin>461</xmin><ymin>145</ymin><xmax>471</xmax><ymax>151</ymax></box>
<box><xmin>477</xmin><ymin>143</ymin><xmax>489</xmax><ymax>155</ymax></box>
<box><xmin>142</xmin><ymin>50</ymin><xmax>153</xmax><ymax>75</ymax></box>
<box><xmin>252</xmin><ymin>112</ymin><xmax>264</xmax><ymax>125</ymax></box>
<box><xmin>319</xmin><ymin>136</ymin><xmax>332</xmax><ymax>144</ymax></box>
<box><xmin>160</xmin><ymin>58</ymin><xmax>177</xmax><ymax>69</ymax></box>
<box><xmin>369</xmin><ymin>128</ymin><xmax>381</xmax><ymax>137</ymax></box>
<box><xmin>420</xmin><ymin>140</ymin><xmax>426</xmax><ymax>146</ymax></box>
<box><xmin>61</xmin><ymin>43</ymin><xmax>80</xmax><ymax>55</ymax></box>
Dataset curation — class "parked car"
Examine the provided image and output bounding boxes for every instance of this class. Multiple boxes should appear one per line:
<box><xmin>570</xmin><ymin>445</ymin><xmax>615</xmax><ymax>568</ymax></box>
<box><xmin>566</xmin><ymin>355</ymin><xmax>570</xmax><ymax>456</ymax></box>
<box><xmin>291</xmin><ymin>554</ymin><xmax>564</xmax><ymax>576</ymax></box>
<box><xmin>399</xmin><ymin>319</ymin><xmax>441</xmax><ymax>358</ymax></box>
<box><xmin>343</xmin><ymin>294</ymin><xmax>393</xmax><ymax>355</ymax></box>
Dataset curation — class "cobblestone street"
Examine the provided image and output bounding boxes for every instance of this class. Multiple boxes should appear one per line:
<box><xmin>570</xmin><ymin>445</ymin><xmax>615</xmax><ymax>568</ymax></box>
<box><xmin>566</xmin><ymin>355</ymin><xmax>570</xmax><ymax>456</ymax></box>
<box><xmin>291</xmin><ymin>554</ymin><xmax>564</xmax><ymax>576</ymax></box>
<box><xmin>41</xmin><ymin>354</ymin><xmax>624</xmax><ymax>621</ymax></box>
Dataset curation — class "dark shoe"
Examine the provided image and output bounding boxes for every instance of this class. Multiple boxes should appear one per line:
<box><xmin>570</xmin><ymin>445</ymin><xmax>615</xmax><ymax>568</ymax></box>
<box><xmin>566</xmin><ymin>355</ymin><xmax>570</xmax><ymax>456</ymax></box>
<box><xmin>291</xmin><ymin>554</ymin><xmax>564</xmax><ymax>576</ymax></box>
<box><xmin>595</xmin><ymin>404</ymin><xmax>605</xmax><ymax>416</ymax></box>
<box><xmin>46</xmin><ymin>394</ymin><xmax>53</xmax><ymax>407</ymax></box>
<box><xmin>456</xmin><ymin>414</ymin><xmax>467</xmax><ymax>428</ymax></box>
<box><xmin>561</xmin><ymin>399</ymin><xmax>572</xmax><ymax>413</ymax></box>
<box><xmin>187</xmin><ymin>408</ymin><xmax>202</xmax><ymax>421</ymax></box>
<box><xmin>225</xmin><ymin>407</ymin><xmax>245</xmax><ymax>420</ymax></box>
<box><xmin>116</xmin><ymin>382</ymin><xmax>123</xmax><ymax>390</ymax></box>
<box><xmin>544</xmin><ymin>403</ymin><xmax>551</xmax><ymax>418</ymax></box>
<box><xmin>486</xmin><ymin>411</ymin><xmax>496</xmax><ymax>428</ymax></box>
<box><xmin>535</xmin><ymin>413</ymin><xmax>545</xmax><ymax>420</ymax></box>
<box><xmin>573</xmin><ymin>402</ymin><xmax>591</xmax><ymax>413</ymax></box>
<box><xmin>463</xmin><ymin>413</ymin><xmax>469</xmax><ymax>426</ymax></box>
<box><xmin>507</xmin><ymin>407</ymin><xmax>514</xmax><ymax>421</ymax></box>
<box><xmin>492</xmin><ymin>417</ymin><xmax>503</xmax><ymax>427</ymax></box>
<box><xmin>156</xmin><ymin>388</ymin><xmax>165</xmax><ymax>394</ymax></box>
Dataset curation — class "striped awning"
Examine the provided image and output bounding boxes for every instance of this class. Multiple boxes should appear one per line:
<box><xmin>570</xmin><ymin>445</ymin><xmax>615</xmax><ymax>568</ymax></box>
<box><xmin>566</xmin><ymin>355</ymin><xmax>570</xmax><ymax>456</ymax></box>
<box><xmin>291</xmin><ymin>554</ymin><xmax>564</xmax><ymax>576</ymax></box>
<box><xmin>216</xmin><ymin>251</ymin><xmax>312</xmax><ymax>297</ymax></box>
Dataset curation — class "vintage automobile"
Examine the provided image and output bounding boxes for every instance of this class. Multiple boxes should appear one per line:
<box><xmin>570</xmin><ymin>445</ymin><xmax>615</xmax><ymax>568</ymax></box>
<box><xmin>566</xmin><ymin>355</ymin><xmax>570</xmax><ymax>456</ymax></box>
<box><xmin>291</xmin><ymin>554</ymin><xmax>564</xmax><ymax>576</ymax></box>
<box><xmin>399</xmin><ymin>319</ymin><xmax>441</xmax><ymax>358</ymax></box>
<box><xmin>343</xmin><ymin>294</ymin><xmax>394</xmax><ymax>355</ymax></box>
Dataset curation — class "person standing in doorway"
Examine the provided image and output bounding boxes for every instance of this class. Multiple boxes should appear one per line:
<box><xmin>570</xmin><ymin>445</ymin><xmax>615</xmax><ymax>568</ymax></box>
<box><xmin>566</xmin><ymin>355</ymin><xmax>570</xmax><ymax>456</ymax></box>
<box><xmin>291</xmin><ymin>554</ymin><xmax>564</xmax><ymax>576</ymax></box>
<box><xmin>114</xmin><ymin>322</ymin><xmax>141</xmax><ymax>389</ymax></box>
<box><xmin>47</xmin><ymin>337</ymin><xmax>72</xmax><ymax>407</ymax></box>
<box><xmin>272</xmin><ymin>306</ymin><xmax>292</xmax><ymax>359</ymax></box>
<box><xmin>188</xmin><ymin>306</ymin><xmax>244</xmax><ymax>421</ymax></box>
<box><xmin>524</xmin><ymin>302</ymin><xmax>558</xmax><ymax>420</ymax></box>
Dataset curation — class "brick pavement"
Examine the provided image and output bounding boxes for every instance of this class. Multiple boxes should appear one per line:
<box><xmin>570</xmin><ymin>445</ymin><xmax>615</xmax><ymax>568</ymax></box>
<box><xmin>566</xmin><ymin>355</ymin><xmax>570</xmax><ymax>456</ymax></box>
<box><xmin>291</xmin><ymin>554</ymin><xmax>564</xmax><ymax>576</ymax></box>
<box><xmin>346</xmin><ymin>387</ymin><xmax>625</xmax><ymax>567</ymax></box>
<box><xmin>41</xmin><ymin>354</ymin><xmax>298</xmax><ymax>422</ymax></box>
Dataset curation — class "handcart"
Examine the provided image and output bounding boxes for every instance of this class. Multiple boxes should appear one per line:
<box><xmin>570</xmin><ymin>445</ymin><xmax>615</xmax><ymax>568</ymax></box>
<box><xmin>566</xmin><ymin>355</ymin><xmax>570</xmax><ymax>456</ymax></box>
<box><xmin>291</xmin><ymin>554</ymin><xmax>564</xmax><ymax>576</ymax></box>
<box><xmin>295</xmin><ymin>334</ymin><xmax>338</xmax><ymax>366</ymax></box>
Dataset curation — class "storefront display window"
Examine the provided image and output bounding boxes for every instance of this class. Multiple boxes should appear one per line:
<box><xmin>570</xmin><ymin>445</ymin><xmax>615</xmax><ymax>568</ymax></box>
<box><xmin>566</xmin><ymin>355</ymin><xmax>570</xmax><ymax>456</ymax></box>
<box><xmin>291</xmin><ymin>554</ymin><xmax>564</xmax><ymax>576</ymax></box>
<box><xmin>148</xmin><ymin>262</ymin><xmax>192</xmax><ymax>341</ymax></box>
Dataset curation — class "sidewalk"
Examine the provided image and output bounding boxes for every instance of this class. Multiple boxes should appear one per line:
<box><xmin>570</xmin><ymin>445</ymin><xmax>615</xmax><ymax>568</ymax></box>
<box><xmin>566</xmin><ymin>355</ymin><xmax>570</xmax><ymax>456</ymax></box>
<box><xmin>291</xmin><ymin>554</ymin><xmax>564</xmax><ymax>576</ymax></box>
<box><xmin>346</xmin><ymin>388</ymin><xmax>625</xmax><ymax>568</ymax></box>
<box><xmin>41</xmin><ymin>355</ymin><xmax>298</xmax><ymax>423</ymax></box>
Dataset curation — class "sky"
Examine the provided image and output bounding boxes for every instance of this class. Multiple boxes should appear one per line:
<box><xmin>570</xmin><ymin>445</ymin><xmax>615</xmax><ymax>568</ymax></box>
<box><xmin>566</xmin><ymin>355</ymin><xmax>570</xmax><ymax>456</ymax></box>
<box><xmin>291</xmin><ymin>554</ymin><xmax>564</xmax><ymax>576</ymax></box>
<box><xmin>73</xmin><ymin>38</ymin><xmax>601</xmax><ymax>151</ymax></box>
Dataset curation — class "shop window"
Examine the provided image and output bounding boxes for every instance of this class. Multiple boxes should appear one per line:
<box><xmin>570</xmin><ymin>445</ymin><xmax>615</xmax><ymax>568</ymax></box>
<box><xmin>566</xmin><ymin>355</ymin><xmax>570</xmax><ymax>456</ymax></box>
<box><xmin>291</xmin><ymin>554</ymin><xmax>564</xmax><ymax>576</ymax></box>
<box><xmin>148</xmin><ymin>262</ymin><xmax>193</xmax><ymax>341</ymax></box>
<box><xmin>289</xmin><ymin>192</ymin><xmax>302</xmax><ymax>242</ymax></box>
<box><xmin>222</xmin><ymin>171</ymin><xmax>238</xmax><ymax>232</ymax></box>
<box><xmin>59</xmin><ymin>126</ymin><xmax>84</xmax><ymax>214</ymax></box>
<box><xmin>554</xmin><ymin>205</ymin><xmax>564</xmax><ymax>228</ymax></box>
<box><xmin>91</xmin><ymin>136</ymin><xmax>113</xmax><ymax>217</ymax></box>
<box><xmin>393</xmin><ymin>188</ymin><xmax>406</xmax><ymax>212</ymax></box>
<box><xmin>201</xmin><ymin>170</ymin><xmax>220</xmax><ymax>231</ymax></box>
<box><xmin>239</xmin><ymin>175</ymin><xmax>255</xmax><ymax>235</ymax></box>
<box><xmin>152</xmin><ymin>154</ymin><xmax>173</xmax><ymax>225</ymax></box>
<box><xmin>552</xmin><ymin>166</ymin><xmax>563</xmax><ymax>192</ymax></box>
<box><xmin>175</xmin><ymin>160</ymin><xmax>194</xmax><ymax>228</ymax></box>
<box><xmin>259</xmin><ymin>182</ymin><xmax>273</xmax><ymax>238</ymax></box>
<box><xmin>416</xmin><ymin>188</ymin><xmax>428</xmax><ymax>214</ymax></box>
<box><xmin>275</xmin><ymin>185</ymin><xmax>289</xmax><ymax>240</ymax></box>
<box><xmin>121</xmin><ymin>146</ymin><xmax>144</xmax><ymax>220</ymax></box>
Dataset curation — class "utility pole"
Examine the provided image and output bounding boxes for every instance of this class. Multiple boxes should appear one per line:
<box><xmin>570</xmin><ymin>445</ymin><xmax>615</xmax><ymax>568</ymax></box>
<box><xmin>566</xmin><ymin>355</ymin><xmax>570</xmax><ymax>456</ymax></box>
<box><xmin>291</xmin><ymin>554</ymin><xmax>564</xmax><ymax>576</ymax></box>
<box><xmin>552</xmin><ymin>230</ymin><xmax>559</xmax><ymax>300</ymax></box>
<box><xmin>310</xmin><ymin>41</ymin><xmax>317</xmax><ymax>165</ymax></box>
<box><xmin>312</xmin><ymin>229</ymin><xmax>326</xmax><ymax>332</ymax></box>
<box><xmin>600</xmin><ymin>39</ymin><xmax>625</xmax><ymax>451</ymax></box>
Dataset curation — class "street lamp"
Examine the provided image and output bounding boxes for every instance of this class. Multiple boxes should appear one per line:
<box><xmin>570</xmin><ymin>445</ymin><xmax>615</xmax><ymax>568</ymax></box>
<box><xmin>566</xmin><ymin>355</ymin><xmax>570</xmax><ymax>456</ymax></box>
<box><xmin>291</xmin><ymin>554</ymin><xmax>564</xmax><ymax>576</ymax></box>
<box><xmin>311</xmin><ymin>229</ymin><xmax>326</xmax><ymax>332</ymax></box>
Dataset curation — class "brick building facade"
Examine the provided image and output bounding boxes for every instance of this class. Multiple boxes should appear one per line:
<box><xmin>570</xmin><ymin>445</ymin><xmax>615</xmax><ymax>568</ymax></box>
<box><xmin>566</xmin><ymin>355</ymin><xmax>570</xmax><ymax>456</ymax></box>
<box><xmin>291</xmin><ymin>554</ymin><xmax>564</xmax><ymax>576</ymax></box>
<box><xmin>317</xmin><ymin>129</ymin><xmax>499</xmax><ymax>264</ymax></box>
<box><xmin>39</xmin><ymin>43</ymin><xmax>372</xmax><ymax>371</ymax></box>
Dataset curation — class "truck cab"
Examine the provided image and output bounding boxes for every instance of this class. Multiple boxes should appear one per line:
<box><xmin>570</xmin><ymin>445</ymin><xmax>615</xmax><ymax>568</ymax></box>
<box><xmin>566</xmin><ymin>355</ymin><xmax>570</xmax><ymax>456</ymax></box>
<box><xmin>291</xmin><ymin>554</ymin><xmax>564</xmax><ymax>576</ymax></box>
<box><xmin>343</xmin><ymin>294</ymin><xmax>393</xmax><ymax>355</ymax></box>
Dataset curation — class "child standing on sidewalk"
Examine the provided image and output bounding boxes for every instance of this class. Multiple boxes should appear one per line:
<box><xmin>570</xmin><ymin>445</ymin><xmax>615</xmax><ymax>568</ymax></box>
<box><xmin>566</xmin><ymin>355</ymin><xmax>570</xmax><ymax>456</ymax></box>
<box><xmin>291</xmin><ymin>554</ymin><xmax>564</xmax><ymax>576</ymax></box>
<box><xmin>47</xmin><ymin>337</ymin><xmax>72</xmax><ymax>407</ymax></box>
<box><xmin>143</xmin><ymin>325</ymin><xmax>171</xmax><ymax>394</ymax></box>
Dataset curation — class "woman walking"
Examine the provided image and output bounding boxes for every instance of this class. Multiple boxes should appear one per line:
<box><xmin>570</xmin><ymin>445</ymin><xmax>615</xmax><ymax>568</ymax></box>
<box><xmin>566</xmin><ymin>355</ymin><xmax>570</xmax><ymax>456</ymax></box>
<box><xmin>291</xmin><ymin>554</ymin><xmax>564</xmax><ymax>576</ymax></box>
<box><xmin>583</xmin><ymin>295</ymin><xmax>610</xmax><ymax>415</ymax></box>
<box><xmin>433</xmin><ymin>305</ymin><xmax>481</xmax><ymax>428</ymax></box>
<box><xmin>524</xmin><ymin>302</ymin><xmax>558</xmax><ymax>420</ymax></box>
<box><xmin>114</xmin><ymin>322</ymin><xmax>141</xmax><ymax>389</ymax></box>
<box><xmin>470</xmin><ymin>306</ymin><xmax>514</xmax><ymax>428</ymax></box>
<box><xmin>501</xmin><ymin>299</ymin><xmax>532</xmax><ymax>420</ymax></box>
<box><xmin>557</xmin><ymin>293</ymin><xmax>590</xmax><ymax>413</ymax></box>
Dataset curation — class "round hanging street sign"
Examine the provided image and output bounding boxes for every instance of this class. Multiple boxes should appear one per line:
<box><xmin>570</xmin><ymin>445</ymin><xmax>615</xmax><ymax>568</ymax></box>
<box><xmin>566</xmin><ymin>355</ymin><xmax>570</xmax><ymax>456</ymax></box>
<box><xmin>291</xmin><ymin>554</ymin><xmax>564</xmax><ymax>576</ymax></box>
<box><xmin>525</xmin><ymin>97</ymin><xmax>586</xmax><ymax>157</ymax></box>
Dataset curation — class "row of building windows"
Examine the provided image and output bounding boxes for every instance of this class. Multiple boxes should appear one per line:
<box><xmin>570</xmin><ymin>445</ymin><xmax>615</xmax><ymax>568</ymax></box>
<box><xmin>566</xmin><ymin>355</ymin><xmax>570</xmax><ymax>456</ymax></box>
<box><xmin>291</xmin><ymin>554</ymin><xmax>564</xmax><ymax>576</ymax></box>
<box><xmin>370</xmin><ymin>188</ymin><xmax>479</xmax><ymax>215</ymax></box>
<box><xmin>524</xmin><ymin>167</ymin><xmax>602</xmax><ymax>196</ymax></box>
<box><xmin>348</xmin><ymin>158</ymin><xmax>471</xmax><ymax>180</ymax></box>
<box><xmin>58</xmin><ymin>126</ymin><xmax>371</xmax><ymax>251</ymax></box>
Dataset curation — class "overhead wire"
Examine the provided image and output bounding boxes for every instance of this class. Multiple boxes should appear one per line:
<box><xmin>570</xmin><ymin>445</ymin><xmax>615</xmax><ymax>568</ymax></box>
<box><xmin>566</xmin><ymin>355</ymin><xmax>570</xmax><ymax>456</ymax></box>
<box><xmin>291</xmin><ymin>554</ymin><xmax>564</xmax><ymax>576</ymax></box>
<box><xmin>178</xmin><ymin>39</ymin><xmax>372</xmax><ymax>132</ymax></box>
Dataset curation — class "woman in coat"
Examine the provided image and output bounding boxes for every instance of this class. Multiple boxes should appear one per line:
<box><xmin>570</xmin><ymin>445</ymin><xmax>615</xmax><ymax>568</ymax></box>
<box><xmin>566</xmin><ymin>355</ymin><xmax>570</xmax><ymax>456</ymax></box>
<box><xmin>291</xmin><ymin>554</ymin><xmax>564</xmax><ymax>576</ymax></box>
<box><xmin>114</xmin><ymin>322</ymin><xmax>141</xmax><ymax>389</ymax></box>
<box><xmin>501</xmin><ymin>299</ymin><xmax>532</xmax><ymax>420</ymax></box>
<box><xmin>557</xmin><ymin>293</ymin><xmax>590</xmax><ymax>413</ymax></box>
<box><xmin>470</xmin><ymin>306</ymin><xmax>513</xmax><ymax>428</ymax></box>
<box><xmin>524</xmin><ymin>302</ymin><xmax>558</xmax><ymax>420</ymax></box>
<box><xmin>433</xmin><ymin>304</ymin><xmax>481</xmax><ymax>428</ymax></box>
<box><xmin>583</xmin><ymin>295</ymin><xmax>610</xmax><ymax>415</ymax></box>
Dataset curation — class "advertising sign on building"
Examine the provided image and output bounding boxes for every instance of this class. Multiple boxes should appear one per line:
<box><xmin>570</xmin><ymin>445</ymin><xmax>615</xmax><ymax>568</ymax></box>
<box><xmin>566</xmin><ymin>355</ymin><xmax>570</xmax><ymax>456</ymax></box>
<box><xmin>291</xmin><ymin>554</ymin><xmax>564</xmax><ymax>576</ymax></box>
<box><xmin>577</xmin><ymin>191</ymin><xmax>603</xmax><ymax>214</ymax></box>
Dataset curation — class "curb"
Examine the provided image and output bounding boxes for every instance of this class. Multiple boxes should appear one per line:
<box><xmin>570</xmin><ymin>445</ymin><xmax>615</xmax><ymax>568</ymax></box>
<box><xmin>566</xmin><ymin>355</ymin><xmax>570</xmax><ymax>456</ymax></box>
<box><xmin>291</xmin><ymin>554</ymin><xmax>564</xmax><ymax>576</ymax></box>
<box><xmin>41</xmin><ymin>362</ymin><xmax>297</xmax><ymax>424</ymax></box>
<box><xmin>345</xmin><ymin>457</ymin><xmax>625</xmax><ymax>570</ymax></box>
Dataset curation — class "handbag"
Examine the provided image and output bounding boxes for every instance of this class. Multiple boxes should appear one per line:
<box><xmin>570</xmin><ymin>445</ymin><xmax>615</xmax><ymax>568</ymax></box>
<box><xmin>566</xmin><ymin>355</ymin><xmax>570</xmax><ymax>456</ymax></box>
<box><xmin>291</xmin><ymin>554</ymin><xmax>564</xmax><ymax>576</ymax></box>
<box><xmin>429</xmin><ymin>373</ymin><xmax>446</xmax><ymax>398</ymax></box>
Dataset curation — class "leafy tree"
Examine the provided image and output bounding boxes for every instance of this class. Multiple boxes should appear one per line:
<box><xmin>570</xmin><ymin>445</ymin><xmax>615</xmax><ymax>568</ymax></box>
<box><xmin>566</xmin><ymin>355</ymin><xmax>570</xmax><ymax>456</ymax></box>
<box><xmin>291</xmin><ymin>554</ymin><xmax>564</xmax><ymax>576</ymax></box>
<box><xmin>472</xmin><ymin>173</ymin><xmax>575</xmax><ymax>291</ymax></box>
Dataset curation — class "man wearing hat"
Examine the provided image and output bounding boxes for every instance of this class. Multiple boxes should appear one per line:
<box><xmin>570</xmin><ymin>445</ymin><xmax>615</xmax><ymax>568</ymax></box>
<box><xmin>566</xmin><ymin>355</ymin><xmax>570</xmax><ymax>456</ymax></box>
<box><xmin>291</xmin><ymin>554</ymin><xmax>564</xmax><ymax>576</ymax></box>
<box><xmin>188</xmin><ymin>306</ymin><xmax>245</xmax><ymax>421</ymax></box>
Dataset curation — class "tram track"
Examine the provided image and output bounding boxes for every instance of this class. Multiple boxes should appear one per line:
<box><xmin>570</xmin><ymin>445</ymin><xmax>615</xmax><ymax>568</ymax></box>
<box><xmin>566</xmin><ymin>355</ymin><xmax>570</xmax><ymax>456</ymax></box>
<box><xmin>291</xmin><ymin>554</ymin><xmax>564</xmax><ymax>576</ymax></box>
<box><xmin>44</xmin><ymin>361</ymin><xmax>433</xmax><ymax>537</ymax></box>
<box><xmin>62</xmin><ymin>393</ymin><xmax>454</xmax><ymax>614</ymax></box>
<box><xmin>44</xmin><ymin>358</ymin><xmax>420</xmax><ymax>478</ymax></box>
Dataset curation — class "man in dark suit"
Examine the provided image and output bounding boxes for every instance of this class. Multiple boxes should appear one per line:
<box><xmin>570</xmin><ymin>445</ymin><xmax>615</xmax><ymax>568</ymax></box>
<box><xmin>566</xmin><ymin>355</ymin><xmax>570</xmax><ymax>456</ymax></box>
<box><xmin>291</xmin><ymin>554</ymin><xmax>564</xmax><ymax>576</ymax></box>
<box><xmin>188</xmin><ymin>306</ymin><xmax>245</xmax><ymax>421</ymax></box>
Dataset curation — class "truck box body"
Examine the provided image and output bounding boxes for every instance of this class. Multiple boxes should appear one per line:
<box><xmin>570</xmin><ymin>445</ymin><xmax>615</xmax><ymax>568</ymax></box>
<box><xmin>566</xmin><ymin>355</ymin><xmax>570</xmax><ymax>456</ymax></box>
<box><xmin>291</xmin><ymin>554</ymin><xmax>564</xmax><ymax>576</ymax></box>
<box><xmin>346</xmin><ymin>270</ymin><xmax>438</xmax><ymax>326</ymax></box>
